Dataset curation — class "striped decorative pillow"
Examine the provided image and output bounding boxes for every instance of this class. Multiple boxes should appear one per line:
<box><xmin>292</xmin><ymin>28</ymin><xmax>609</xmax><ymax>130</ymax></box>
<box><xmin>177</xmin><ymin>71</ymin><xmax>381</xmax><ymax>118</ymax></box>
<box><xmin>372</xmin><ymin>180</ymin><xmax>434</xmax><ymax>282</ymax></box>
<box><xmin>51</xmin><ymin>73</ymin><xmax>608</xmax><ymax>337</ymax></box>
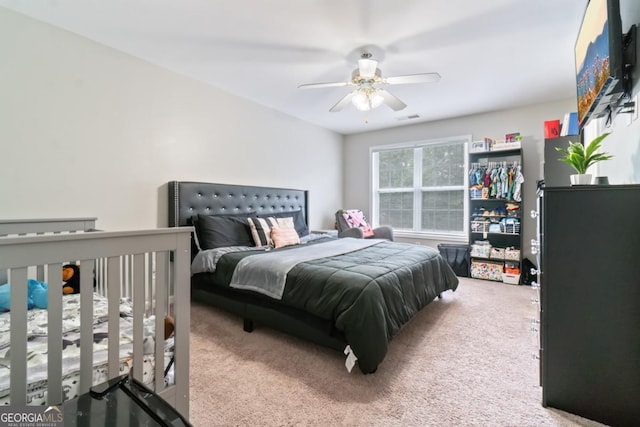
<box><xmin>247</xmin><ymin>217</ymin><xmax>279</xmax><ymax>246</ymax></box>
<box><xmin>271</xmin><ymin>226</ymin><xmax>300</xmax><ymax>249</ymax></box>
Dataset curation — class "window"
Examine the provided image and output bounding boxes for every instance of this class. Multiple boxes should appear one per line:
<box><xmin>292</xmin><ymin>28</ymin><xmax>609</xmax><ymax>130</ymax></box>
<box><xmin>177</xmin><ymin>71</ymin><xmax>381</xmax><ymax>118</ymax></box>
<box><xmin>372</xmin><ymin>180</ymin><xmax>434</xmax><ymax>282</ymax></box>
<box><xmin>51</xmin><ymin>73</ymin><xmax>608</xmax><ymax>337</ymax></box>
<box><xmin>371</xmin><ymin>136</ymin><xmax>469</xmax><ymax>238</ymax></box>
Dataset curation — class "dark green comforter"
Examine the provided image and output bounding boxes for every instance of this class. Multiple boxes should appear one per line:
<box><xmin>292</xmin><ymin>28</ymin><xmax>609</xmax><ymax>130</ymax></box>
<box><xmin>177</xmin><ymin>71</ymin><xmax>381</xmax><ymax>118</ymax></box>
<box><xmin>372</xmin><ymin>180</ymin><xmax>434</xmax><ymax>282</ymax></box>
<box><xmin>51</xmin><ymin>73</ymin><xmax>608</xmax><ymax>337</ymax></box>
<box><xmin>203</xmin><ymin>239</ymin><xmax>459</xmax><ymax>373</ymax></box>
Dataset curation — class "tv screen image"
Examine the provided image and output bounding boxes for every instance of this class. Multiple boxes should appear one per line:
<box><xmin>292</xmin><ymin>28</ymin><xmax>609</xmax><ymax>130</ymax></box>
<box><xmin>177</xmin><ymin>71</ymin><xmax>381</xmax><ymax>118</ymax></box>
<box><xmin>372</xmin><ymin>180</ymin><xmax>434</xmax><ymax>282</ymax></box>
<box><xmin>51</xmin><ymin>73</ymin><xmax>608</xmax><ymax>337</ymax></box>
<box><xmin>576</xmin><ymin>0</ymin><xmax>610</xmax><ymax>125</ymax></box>
<box><xmin>574</xmin><ymin>0</ymin><xmax>624</xmax><ymax>129</ymax></box>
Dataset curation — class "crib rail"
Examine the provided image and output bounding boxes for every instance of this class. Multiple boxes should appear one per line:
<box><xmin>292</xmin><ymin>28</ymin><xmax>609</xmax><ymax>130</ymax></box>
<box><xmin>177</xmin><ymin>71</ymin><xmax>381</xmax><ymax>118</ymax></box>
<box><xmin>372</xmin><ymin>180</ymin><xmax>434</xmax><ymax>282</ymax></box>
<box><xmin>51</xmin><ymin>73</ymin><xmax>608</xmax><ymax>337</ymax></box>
<box><xmin>0</xmin><ymin>217</ymin><xmax>97</xmax><ymax>236</ymax></box>
<box><xmin>0</xmin><ymin>218</ymin><xmax>98</xmax><ymax>285</ymax></box>
<box><xmin>0</xmin><ymin>227</ymin><xmax>192</xmax><ymax>417</ymax></box>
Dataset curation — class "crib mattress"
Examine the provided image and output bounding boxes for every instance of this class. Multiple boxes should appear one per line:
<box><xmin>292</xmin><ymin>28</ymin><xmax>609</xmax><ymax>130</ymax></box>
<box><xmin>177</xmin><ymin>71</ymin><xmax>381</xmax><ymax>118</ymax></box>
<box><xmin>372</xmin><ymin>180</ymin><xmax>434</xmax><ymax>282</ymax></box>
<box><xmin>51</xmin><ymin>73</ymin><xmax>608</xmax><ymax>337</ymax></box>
<box><xmin>0</xmin><ymin>293</ymin><xmax>173</xmax><ymax>405</ymax></box>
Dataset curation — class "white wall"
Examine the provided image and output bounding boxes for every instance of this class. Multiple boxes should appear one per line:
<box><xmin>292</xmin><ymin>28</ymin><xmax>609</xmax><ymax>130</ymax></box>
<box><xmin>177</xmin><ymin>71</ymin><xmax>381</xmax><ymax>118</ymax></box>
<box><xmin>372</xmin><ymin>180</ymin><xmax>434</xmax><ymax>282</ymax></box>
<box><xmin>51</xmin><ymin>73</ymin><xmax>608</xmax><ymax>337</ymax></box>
<box><xmin>597</xmin><ymin>0</ymin><xmax>640</xmax><ymax>183</ymax></box>
<box><xmin>0</xmin><ymin>8</ymin><xmax>343</xmax><ymax>230</ymax></box>
<box><xmin>343</xmin><ymin>99</ymin><xmax>576</xmax><ymax>258</ymax></box>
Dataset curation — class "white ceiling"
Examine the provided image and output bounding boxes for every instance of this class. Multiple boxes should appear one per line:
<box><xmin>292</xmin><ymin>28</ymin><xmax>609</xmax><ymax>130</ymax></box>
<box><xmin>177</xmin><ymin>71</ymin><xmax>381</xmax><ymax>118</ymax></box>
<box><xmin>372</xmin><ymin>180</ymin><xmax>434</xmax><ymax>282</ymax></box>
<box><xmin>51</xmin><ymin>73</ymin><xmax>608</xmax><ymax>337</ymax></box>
<box><xmin>1</xmin><ymin>0</ymin><xmax>587</xmax><ymax>135</ymax></box>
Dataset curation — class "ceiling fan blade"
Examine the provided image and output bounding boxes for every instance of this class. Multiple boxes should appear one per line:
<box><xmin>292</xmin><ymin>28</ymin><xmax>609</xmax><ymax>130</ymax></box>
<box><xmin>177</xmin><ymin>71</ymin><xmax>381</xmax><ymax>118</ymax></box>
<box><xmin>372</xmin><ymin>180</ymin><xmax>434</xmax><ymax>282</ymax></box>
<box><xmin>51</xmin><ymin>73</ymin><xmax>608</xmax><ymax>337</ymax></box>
<box><xmin>385</xmin><ymin>72</ymin><xmax>441</xmax><ymax>85</ymax></box>
<box><xmin>378</xmin><ymin>89</ymin><xmax>407</xmax><ymax>111</ymax></box>
<box><xmin>298</xmin><ymin>81</ymin><xmax>350</xmax><ymax>89</ymax></box>
<box><xmin>329</xmin><ymin>92</ymin><xmax>356</xmax><ymax>112</ymax></box>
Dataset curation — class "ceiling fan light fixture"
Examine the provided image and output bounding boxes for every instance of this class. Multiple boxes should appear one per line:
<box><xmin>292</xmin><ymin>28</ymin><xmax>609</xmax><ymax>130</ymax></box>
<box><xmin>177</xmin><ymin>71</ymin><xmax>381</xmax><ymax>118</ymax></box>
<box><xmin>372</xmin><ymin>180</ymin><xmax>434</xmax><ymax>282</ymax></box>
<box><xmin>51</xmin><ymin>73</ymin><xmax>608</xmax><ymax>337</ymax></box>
<box><xmin>357</xmin><ymin>58</ymin><xmax>378</xmax><ymax>79</ymax></box>
<box><xmin>370</xmin><ymin>90</ymin><xmax>384</xmax><ymax>109</ymax></box>
<box><xmin>352</xmin><ymin>88</ymin><xmax>384</xmax><ymax>111</ymax></box>
<box><xmin>351</xmin><ymin>91</ymin><xmax>370</xmax><ymax>111</ymax></box>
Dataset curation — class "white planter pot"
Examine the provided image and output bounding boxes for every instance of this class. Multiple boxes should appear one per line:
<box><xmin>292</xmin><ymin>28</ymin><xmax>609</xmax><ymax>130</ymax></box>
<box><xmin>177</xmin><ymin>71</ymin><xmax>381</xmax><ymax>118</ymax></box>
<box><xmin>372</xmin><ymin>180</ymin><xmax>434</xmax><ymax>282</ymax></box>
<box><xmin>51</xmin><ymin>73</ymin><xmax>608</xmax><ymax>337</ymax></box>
<box><xmin>570</xmin><ymin>174</ymin><xmax>592</xmax><ymax>185</ymax></box>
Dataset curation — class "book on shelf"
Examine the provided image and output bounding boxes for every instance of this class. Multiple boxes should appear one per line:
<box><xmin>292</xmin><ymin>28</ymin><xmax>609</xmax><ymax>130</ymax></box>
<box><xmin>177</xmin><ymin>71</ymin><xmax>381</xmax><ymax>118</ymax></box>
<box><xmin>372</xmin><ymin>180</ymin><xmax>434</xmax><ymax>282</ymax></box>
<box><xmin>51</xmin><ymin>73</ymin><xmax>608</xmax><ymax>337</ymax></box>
<box><xmin>544</xmin><ymin>120</ymin><xmax>560</xmax><ymax>139</ymax></box>
<box><xmin>559</xmin><ymin>112</ymin><xmax>579</xmax><ymax>136</ymax></box>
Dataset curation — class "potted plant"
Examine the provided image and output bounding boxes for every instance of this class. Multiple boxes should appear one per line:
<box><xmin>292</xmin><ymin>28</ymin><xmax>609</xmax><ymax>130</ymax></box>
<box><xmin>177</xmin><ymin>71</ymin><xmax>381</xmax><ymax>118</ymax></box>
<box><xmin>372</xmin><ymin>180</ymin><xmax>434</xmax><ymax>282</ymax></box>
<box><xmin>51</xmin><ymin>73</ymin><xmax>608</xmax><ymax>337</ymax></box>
<box><xmin>555</xmin><ymin>132</ymin><xmax>613</xmax><ymax>185</ymax></box>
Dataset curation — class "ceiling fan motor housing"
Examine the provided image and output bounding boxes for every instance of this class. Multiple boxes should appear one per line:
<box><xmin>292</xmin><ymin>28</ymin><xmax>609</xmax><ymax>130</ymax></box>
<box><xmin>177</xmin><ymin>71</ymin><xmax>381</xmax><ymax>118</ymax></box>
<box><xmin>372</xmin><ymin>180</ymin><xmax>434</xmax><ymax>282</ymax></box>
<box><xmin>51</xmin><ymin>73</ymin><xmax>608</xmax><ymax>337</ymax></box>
<box><xmin>352</xmin><ymin>68</ymin><xmax>381</xmax><ymax>84</ymax></box>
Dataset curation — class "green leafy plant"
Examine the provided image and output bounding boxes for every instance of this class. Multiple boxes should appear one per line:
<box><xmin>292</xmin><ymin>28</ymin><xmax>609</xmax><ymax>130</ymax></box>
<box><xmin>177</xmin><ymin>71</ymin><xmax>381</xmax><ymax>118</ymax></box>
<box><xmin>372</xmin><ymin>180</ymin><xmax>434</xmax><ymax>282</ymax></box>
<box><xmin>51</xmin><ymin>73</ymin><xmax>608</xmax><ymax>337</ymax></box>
<box><xmin>555</xmin><ymin>132</ymin><xmax>613</xmax><ymax>174</ymax></box>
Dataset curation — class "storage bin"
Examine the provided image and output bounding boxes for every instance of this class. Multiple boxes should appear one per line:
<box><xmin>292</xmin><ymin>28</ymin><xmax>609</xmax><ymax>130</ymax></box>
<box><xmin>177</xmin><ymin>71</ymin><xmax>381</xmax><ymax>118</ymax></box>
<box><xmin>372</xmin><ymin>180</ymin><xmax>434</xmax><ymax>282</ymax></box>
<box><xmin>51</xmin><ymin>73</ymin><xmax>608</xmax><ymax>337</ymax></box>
<box><xmin>437</xmin><ymin>244</ymin><xmax>470</xmax><ymax>277</ymax></box>
<box><xmin>505</xmin><ymin>248</ymin><xmax>520</xmax><ymax>261</ymax></box>
<box><xmin>500</xmin><ymin>218</ymin><xmax>520</xmax><ymax>234</ymax></box>
<box><xmin>502</xmin><ymin>273</ymin><xmax>521</xmax><ymax>285</ymax></box>
<box><xmin>504</xmin><ymin>261</ymin><xmax>520</xmax><ymax>274</ymax></box>
<box><xmin>504</xmin><ymin>266</ymin><xmax>520</xmax><ymax>274</ymax></box>
<box><xmin>470</xmin><ymin>220</ymin><xmax>489</xmax><ymax>233</ymax></box>
<box><xmin>470</xmin><ymin>242</ymin><xmax>491</xmax><ymax>258</ymax></box>
<box><xmin>490</xmin><ymin>247</ymin><xmax>505</xmax><ymax>260</ymax></box>
<box><xmin>471</xmin><ymin>260</ymin><xmax>503</xmax><ymax>281</ymax></box>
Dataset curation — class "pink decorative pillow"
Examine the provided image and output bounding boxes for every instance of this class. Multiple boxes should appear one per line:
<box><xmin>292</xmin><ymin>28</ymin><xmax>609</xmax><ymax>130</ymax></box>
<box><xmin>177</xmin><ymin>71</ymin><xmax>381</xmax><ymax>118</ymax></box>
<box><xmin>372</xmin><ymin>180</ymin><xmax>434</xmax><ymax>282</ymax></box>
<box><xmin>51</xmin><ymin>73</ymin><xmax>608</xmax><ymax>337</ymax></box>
<box><xmin>342</xmin><ymin>210</ymin><xmax>374</xmax><ymax>238</ymax></box>
<box><xmin>275</xmin><ymin>217</ymin><xmax>295</xmax><ymax>229</ymax></box>
<box><xmin>271</xmin><ymin>227</ymin><xmax>300</xmax><ymax>249</ymax></box>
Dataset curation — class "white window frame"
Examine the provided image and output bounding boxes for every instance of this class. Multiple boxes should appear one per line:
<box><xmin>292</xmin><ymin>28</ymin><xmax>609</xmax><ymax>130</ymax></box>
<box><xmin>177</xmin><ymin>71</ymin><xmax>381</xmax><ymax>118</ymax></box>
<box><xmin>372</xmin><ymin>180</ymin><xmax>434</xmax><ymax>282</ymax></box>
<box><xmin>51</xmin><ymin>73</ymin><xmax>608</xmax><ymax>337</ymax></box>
<box><xmin>370</xmin><ymin>135</ymin><xmax>470</xmax><ymax>241</ymax></box>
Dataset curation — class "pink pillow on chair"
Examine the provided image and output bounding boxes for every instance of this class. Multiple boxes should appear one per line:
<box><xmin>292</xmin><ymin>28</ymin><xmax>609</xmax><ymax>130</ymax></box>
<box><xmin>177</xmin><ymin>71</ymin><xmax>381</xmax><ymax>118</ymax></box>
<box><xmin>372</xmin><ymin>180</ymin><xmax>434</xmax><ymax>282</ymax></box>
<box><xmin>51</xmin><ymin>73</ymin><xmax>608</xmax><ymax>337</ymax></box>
<box><xmin>342</xmin><ymin>210</ymin><xmax>374</xmax><ymax>238</ymax></box>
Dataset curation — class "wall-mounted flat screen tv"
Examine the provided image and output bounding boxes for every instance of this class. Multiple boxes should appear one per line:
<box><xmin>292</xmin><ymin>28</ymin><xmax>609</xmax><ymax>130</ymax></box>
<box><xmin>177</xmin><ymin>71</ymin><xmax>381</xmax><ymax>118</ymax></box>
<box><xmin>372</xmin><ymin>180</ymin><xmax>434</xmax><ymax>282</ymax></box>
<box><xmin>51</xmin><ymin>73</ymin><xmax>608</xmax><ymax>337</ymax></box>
<box><xmin>575</xmin><ymin>0</ymin><xmax>625</xmax><ymax>129</ymax></box>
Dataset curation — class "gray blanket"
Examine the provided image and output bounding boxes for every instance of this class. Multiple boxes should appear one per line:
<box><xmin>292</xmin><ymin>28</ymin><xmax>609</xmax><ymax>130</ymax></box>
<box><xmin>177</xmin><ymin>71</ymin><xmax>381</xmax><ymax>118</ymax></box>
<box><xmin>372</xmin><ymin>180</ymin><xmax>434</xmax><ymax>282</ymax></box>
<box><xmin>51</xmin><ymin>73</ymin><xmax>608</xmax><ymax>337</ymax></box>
<box><xmin>229</xmin><ymin>238</ymin><xmax>382</xmax><ymax>299</ymax></box>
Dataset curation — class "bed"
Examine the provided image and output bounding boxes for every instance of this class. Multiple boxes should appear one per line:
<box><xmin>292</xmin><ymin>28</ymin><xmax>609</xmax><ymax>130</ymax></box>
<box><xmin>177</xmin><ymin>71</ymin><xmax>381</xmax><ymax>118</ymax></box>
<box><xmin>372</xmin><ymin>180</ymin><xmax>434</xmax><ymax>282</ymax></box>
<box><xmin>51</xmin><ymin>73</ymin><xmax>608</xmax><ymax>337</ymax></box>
<box><xmin>168</xmin><ymin>181</ymin><xmax>459</xmax><ymax>374</ymax></box>
<box><xmin>0</xmin><ymin>218</ymin><xmax>192</xmax><ymax>419</ymax></box>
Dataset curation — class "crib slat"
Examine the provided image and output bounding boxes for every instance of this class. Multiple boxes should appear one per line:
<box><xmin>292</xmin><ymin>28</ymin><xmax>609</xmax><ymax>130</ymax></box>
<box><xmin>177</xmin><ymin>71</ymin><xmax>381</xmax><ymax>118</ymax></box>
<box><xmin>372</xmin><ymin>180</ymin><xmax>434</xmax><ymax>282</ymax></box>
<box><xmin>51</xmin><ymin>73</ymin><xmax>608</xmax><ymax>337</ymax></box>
<box><xmin>154</xmin><ymin>252</ymin><xmax>168</xmax><ymax>392</ymax></box>
<box><xmin>79</xmin><ymin>261</ymin><xmax>95</xmax><ymax>394</ymax></box>
<box><xmin>121</xmin><ymin>254</ymin><xmax>132</xmax><ymax>299</ymax></box>
<box><xmin>147</xmin><ymin>254</ymin><xmax>154</xmax><ymax>316</ymax></box>
<box><xmin>132</xmin><ymin>253</ymin><xmax>145</xmax><ymax>382</ymax></box>
<box><xmin>95</xmin><ymin>258</ymin><xmax>106</xmax><ymax>296</ymax></box>
<box><xmin>172</xmin><ymin>231</ymin><xmax>191</xmax><ymax>416</ymax></box>
<box><xmin>36</xmin><ymin>265</ymin><xmax>45</xmax><ymax>282</ymax></box>
<box><xmin>107</xmin><ymin>256</ymin><xmax>121</xmax><ymax>378</ymax></box>
<box><xmin>46</xmin><ymin>263</ymin><xmax>64</xmax><ymax>404</ymax></box>
<box><xmin>9</xmin><ymin>267</ymin><xmax>28</xmax><ymax>405</ymax></box>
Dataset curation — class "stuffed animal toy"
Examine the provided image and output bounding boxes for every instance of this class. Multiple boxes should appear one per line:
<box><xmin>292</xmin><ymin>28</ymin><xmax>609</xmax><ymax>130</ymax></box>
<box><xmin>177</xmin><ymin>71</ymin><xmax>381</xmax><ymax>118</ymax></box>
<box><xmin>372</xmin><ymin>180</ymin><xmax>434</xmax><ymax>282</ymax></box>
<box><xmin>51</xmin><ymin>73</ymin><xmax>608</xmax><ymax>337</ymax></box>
<box><xmin>0</xmin><ymin>279</ymin><xmax>48</xmax><ymax>312</ymax></box>
<box><xmin>164</xmin><ymin>315</ymin><xmax>175</xmax><ymax>340</ymax></box>
<box><xmin>62</xmin><ymin>264</ymin><xmax>80</xmax><ymax>294</ymax></box>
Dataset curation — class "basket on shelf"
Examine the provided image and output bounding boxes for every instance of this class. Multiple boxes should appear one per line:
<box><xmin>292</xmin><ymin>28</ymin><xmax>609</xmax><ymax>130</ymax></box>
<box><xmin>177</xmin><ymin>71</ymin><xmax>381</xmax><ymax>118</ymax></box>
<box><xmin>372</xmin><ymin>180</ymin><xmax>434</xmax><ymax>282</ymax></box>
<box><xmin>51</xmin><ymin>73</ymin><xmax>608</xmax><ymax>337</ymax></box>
<box><xmin>500</xmin><ymin>218</ymin><xmax>520</xmax><ymax>234</ymax></box>
<box><xmin>471</xmin><ymin>260</ymin><xmax>503</xmax><ymax>281</ymax></box>
<box><xmin>470</xmin><ymin>220</ymin><xmax>490</xmax><ymax>233</ymax></box>
<box><xmin>505</xmin><ymin>248</ymin><xmax>521</xmax><ymax>261</ymax></box>
<box><xmin>502</xmin><ymin>273</ymin><xmax>521</xmax><ymax>284</ymax></box>
<box><xmin>503</xmin><ymin>261</ymin><xmax>521</xmax><ymax>284</ymax></box>
<box><xmin>470</xmin><ymin>241</ymin><xmax>491</xmax><ymax>258</ymax></box>
<box><xmin>490</xmin><ymin>247</ymin><xmax>505</xmax><ymax>260</ymax></box>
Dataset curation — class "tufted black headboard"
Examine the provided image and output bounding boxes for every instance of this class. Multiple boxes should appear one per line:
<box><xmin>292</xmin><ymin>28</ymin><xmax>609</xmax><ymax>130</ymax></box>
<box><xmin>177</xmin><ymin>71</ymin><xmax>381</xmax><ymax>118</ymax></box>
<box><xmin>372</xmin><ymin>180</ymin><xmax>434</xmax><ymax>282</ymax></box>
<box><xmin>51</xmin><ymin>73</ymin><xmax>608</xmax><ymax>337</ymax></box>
<box><xmin>168</xmin><ymin>181</ymin><xmax>308</xmax><ymax>228</ymax></box>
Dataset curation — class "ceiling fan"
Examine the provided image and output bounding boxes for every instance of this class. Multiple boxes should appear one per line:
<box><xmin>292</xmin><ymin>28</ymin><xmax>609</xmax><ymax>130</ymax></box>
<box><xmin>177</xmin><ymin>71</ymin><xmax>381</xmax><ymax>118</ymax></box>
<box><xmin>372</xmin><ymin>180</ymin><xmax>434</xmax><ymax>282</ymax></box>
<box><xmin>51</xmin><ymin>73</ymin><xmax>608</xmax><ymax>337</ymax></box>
<box><xmin>298</xmin><ymin>52</ymin><xmax>441</xmax><ymax>112</ymax></box>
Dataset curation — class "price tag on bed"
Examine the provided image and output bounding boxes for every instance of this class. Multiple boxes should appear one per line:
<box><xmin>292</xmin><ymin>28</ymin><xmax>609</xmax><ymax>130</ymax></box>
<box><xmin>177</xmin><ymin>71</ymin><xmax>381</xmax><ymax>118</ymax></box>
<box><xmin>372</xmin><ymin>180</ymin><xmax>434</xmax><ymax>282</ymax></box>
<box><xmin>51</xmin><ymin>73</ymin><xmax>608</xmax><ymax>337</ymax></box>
<box><xmin>344</xmin><ymin>345</ymin><xmax>358</xmax><ymax>373</ymax></box>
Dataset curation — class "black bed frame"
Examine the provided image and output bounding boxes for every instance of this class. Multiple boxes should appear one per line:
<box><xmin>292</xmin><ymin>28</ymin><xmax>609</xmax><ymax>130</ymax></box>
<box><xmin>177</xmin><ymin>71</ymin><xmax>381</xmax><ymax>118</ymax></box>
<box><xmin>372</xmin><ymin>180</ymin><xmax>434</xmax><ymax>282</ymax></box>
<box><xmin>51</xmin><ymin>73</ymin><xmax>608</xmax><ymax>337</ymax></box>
<box><xmin>167</xmin><ymin>181</ymin><xmax>347</xmax><ymax>352</ymax></box>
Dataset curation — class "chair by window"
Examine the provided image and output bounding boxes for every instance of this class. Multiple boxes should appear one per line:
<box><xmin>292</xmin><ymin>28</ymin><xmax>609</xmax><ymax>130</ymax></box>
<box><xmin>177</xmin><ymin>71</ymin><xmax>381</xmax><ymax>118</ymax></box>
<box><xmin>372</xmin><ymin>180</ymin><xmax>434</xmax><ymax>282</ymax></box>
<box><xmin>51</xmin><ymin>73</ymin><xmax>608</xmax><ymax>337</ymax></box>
<box><xmin>335</xmin><ymin>209</ymin><xmax>394</xmax><ymax>241</ymax></box>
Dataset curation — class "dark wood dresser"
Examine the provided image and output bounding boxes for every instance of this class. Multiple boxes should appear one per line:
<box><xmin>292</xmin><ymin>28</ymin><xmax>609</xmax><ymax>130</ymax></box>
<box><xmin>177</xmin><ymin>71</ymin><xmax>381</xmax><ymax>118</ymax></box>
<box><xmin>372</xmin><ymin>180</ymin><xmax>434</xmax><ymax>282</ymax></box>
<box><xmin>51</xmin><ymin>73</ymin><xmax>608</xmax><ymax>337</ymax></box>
<box><xmin>536</xmin><ymin>185</ymin><xmax>640</xmax><ymax>426</ymax></box>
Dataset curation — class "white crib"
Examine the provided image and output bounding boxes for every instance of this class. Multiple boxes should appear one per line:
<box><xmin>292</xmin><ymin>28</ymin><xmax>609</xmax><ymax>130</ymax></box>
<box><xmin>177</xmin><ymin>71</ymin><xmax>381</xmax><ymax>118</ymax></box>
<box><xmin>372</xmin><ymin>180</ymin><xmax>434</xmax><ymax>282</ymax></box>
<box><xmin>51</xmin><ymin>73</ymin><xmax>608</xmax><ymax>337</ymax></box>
<box><xmin>0</xmin><ymin>218</ymin><xmax>192</xmax><ymax>418</ymax></box>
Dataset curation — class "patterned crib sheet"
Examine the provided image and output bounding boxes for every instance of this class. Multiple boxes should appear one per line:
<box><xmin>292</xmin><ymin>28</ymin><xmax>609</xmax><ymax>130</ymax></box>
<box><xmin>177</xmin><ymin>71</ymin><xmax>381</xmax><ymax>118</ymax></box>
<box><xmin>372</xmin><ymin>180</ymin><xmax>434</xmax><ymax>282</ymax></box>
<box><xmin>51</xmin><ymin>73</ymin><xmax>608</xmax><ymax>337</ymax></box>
<box><xmin>0</xmin><ymin>293</ymin><xmax>174</xmax><ymax>405</ymax></box>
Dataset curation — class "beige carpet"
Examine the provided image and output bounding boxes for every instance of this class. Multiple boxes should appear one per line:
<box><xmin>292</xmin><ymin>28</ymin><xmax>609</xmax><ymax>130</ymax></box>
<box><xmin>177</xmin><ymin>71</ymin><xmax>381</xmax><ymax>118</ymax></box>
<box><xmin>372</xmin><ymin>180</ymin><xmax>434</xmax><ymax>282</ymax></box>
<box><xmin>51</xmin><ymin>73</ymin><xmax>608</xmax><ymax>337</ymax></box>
<box><xmin>188</xmin><ymin>278</ymin><xmax>606</xmax><ymax>427</ymax></box>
